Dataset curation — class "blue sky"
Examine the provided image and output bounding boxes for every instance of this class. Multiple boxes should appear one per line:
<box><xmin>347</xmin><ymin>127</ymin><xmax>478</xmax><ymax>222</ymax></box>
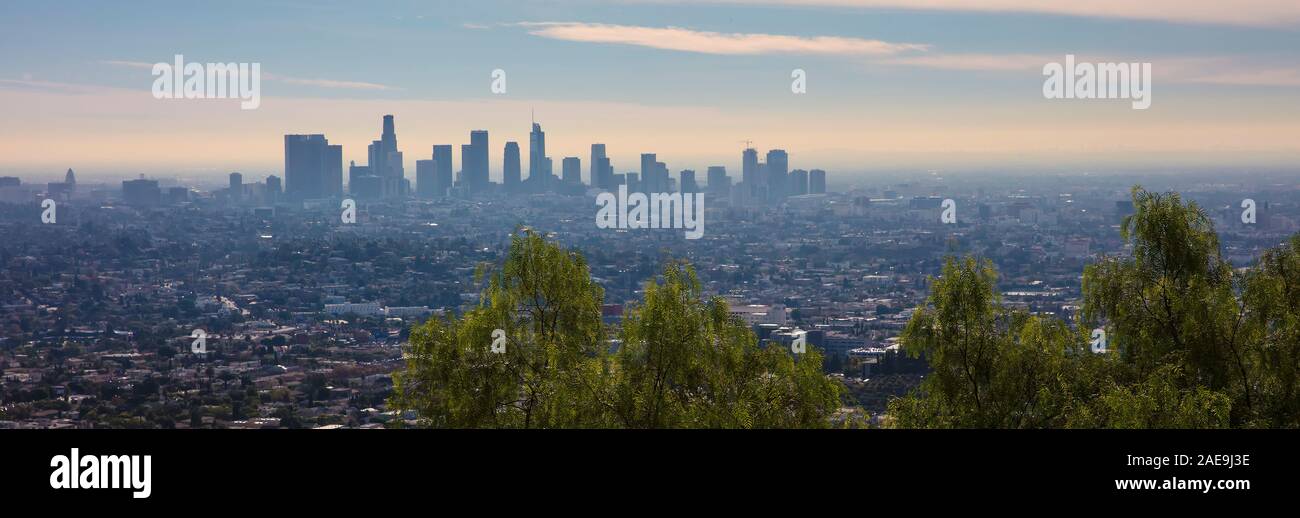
<box><xmin>2</xmin><ymin>0</ymin><xmax>1299</xmax><ymax>181</ymax></box>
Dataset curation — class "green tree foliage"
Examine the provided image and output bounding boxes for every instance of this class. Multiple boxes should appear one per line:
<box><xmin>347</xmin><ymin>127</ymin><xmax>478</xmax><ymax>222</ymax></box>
<box><xmin>391</xmin><ymin>232</ymin><xmax>843</xmax><ymax>428</ymax></box>
<box><xmin>1241</xmin><ymin>235</ymin><xmax>1300</xmax><ymax>426</ymax></box>
<box><xmin>613</xmin><ymin>262</ymin><xmax>842</xmax><ymax>428</ymax></box>
<box><xmin>889</xmin><ymin>257</ymin><xmax>1101</xmax><ymax>428</ymax></box>
<box><xmin>892</xmin><ymin>186</ymin><xmax>1300</xmax><ymax>428</ymax></box>
<box><xmin>390</xmin><ymin>230</ymin><xmax>610</xmax><ymax>428</ymax></box>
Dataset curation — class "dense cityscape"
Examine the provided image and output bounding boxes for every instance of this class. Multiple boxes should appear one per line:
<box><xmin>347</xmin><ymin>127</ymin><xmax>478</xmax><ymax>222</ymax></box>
<box><xmin>1</xmin><ymin>114</ymin><xmax>1295</xmax><ymax>428</ymax></box>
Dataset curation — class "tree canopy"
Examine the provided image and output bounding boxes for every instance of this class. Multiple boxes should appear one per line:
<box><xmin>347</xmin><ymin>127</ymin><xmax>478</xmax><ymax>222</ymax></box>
<box><xmin>892</xmin><ymin>186</ymin><xmax>1300</xmax><ymax>428</ymax></box>
<box><xmin>390</xmin><ymin>230</ymin><xmax>843</xmax><ymax>428</ymax></box>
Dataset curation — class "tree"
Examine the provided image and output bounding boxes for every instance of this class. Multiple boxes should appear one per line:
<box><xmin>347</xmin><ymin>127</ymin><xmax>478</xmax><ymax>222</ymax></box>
<box><xmin>1241</xmin><ymin>234</ymin><xmax>1300</xmax><ymax>427</ymax></box>
<box><xmin>1083</xmin><ymin>187</ymin><xmax>1243</xmax><ymax>426</ymax></box>
<box><xmin>390</xmin><ymin>230</ymin><xmax>611</xmax><ymax>428</ymax></box>
<box><xmin>612</xmin><ymin>262</ymin><xmax>842</xmax><ymax>428</ymax></box>
<box><xmin>892</xmin><ymin>186</ymin><xmax>1300</xmax><ymax>428</ymax></box>
<box><xmin>889</xmin><ymin>257</ymin><xmax>1098</xmax><ymax>428</ymax></box>
<box><xmin>390</xmin><ymin>233</ymin><xmax>845</xmax><ymax>428</ymax></box>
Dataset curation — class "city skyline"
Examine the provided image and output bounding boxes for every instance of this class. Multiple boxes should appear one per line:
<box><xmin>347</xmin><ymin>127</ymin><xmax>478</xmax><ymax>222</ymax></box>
<box><xmin>3</xmin><ymin>0</ymin><xmax>1299</xmax><ymax>179</ymax></box>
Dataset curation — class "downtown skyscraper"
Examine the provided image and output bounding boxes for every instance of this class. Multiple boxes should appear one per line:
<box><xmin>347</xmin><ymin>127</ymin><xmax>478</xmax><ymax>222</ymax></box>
<box><xmin>365</xmin><ymin>114</ymin><xmax>406</xmax><ymax>198</ymax></box>
<box><xmin>284</xmin><ymin>134</ymin><xmax>342</xmax><ymax>199</ymax></box>
<box><xmin>766</xmin><ymin>149</ymin><xmax>788</xmax><ymax>200</ymax></box>
<box><xmin>591</xmin><ymin>144</ymin><xmax>612</xmax><ymax>190</ymax></box>
<box><xmin>503</xmin><ymin>141</ymin><xmax>521</xmax><ymax>193</ymax></box>
<box><xmin>460</xmin><ymin>130</ymin><xmax>490</xmax><ymax>193</ymax></box>
<box><xmin>432</xmin><ymin>145</ymin><xmax>454</xmax><ymax>196</ymax></box>
<box><xmin>528</xmin><ymin>122</ymin><xmax>547</xmax><ymax>182</ymax></box>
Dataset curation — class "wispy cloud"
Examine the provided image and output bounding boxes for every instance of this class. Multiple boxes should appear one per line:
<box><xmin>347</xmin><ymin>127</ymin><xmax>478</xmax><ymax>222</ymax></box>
<box><xmin>0</xmin><ymin>78</ymin><xmax>108</xmax><ymax>94</ymax></box>
<box><xmin>880</xmin><ymin>53</ymin><xmax>1052</xmax><ymax>71</ymax></box>
<box><xmin>99</xmin><ymin>60</ymin><xmax>398</xmax><ymax>91</ymax></box>
<box><xmin>879</xmin><ymin>53</ymin><xmax>1300</xmax><ymax>87</ymax></box>
<box><xmin>674</xmin><ymin>0</ymin><xmax>1300</xmax><ymax>27</ymax></box>
<box><xmin>515</xmin><ymin>22</ymin><xmax>927</xmax><ymax>56</ymax></box>
<box><xmin>263</xmin><ymin>74</ymin><xmax>395</xmax><ymax>91</ymax></box>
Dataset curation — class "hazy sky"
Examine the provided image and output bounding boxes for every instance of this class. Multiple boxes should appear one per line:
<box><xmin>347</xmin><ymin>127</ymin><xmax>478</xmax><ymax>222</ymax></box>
<box><xmin>2</xmin><ymin>0</ymin><xmax>1299</xmax><ymax>182</ymax></box>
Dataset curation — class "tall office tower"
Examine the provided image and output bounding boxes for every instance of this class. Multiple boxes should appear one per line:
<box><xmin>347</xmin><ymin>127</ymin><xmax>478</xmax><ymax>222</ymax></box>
<box><xmin>365</xmin><ymin>115</ymin><xmax>405</xmax><ymax>197</ymax></box>
<box><xmin>469</xmin><ymin>130</ymin><xmax>489</xmax><ymax>190</ymax></box>
<box><xmin>326</xmin><ymin>144</ymin><xmax>343</xmax><ymax>196</ymax></box>
<box><xmin>590</xmin><ymin>144</ymin><xmax>608</xmax><ymax>189</ymax></box>
<box><xmin>416</xmin><ymin>159</ymin><xmax>436</xmax><ymax>198</ymax></box>
<box><xmin>741</xmin><ymin>147</ymin><xmax>759</xmax><ymax>186</ymax></box>
<box><xmin>432</xmin><ymin>145</ymin><xmax>453</xmax><ymax>196</ymax></box>
<box><xmin>266</xmin><ymin>175</ymin><xmax>282</xmax><ymax>198</ymax></box>
<box><xmin>459</xmin><ymin>144</ymin><xmax>474</xmax><ymax>188</ymax></box>
<box><xmin>706</xmin><ymin>166</ymin><xmax>730</xmax><ymax>197</ymax></box>
<box><xmin>562</xmin><ymin>157</ymin><xmax>581</xmax><ymax>185</ymax></box>
<box><xmin>790</xmin><ymin>169</ymin><xmax>809</xmax><ymax>195</ymax></box>
<box><xmin>640</xmin><ymin>153</ymin><xmax>657</xmax><ymax>192</ymax></box>
<box><xmin>528</xmin><ymin>122</ymin><xmax>546</xmax><ymax>181</ymax></box>
<box><xmin>766</xmin><ymin>149</ymin><xmax>789</xmax><ymax>199</ymax></box>
<box><xmin>229</xmin><ymin>172</ymin><xmax>243</xmax><ymax>202</ymax></box>
<box><xmin>64</xmin><ymin>168</ymin><xmax>76</xmax><ymax>186</ymax></box>
<box><xmin>504</xmin><ymin>142</ymin><xmax>521</xmax><ymax>193</ymax></box>
<box><xmin>284</xmin><ymin>134</ymin><xmax>342</xmax><ymax>199</ymax></box>
<box><xmin>597</xmin><ymin>157</ymin><xmax>612</xmax><ymax>190</ymax></box>
<box><xmin>680</xmin><ymin>170</ymin><xmax>698</xmax><ymax>193</ymax></box>
<box><xmin>809</xmin><ymin>169</ymin><xmax>826</xmax><ymax>194</ymax></box>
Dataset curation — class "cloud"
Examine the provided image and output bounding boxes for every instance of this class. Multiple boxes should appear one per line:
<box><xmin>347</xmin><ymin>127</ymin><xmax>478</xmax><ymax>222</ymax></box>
<box><xmin>877</xmin><ymin>53</ymin><xmax>1300</xmax><ymax>87</ymax></box>
<box><xmin>880</xmin><ymin>53</ymin><xmax>1052</xmax><ymax>71</ymax></box>
<box><xmin>263</xmin><ymin>74</ymin><xmax>396</xmax><ymax>91</ymax></box>
<box><xmin>0</xmin><ymin>78</ymin><xmax>108</xmax><ymax>94</ymax></box>
<box><xmin>1157</xmin><ymin>57</ymin><xmax>1300</xmax><ymax>87</ymax></box>
<box><xmin>515</xmin><ymin>22</ymin><xmax>927</xmax><ymax>56</ymax></box>
<box><xmin>673</xmin><ymin>0</ymin><xmax>1300</xmax><ymax>27</ymax></box>
<box><xmin>99</xmin><ymin>60</ymin><xmax>398</xmax><ymax>91</ymax></box>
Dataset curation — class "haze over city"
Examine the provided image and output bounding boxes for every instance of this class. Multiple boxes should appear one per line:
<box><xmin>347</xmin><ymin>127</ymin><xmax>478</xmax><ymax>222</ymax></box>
<box><xmin>3</xmin><ymin>0</ymin><xmax>1300</xmax><ymax>181</ymax></box>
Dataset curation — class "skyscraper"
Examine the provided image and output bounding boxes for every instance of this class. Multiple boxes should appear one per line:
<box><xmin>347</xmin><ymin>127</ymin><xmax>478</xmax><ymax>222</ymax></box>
<box><xmin>459</xmin><ymin>144</ymin><xmax>473</xmax><ymax>189</ymax></box>
<box><xmin>809</xmin><ymin>169</ymin><xmax>827</xmax><ymax>194</ymax></box>
<box><xmin>640</xmin><ymin>153</ymin><xmax>657</xmax><ymax>192</ymax></box>
<box><xmin>266</xmin><ymin>175</ymin><xmax>282</xmax><ymax>202</ymax></box>
<box><xmin>326</xmin><ymin>144</ymin><xmax>343</xmax><ymax>196</ymax></box>
<box><xmin>562</xmin><ymin>157</ymin><xmax>581</xmax><ymax>185</ymax></box>
<box><xmin>790</xmin><ymin>169</ymin><xmax>808</xmax><ymax>196</ymax></box>
<box><xmin>680</xmin><ymin>170</ymin><xmax>698</xmax><ymax>193</ymax></box>
<box><xmin>284</xmin><ymin>134</ymin><xmax>342</xmax><ymax>199</ymax></box>
<box><xmin>461</xmin><ymin>130</ymin><xmax>489</xmax><ymax>192</ymax></box>
<box><xmin>707</xmin><ymin>166</ymin><xmax>730</xmax><ymax>198</ymax></box>
<box><xmin>366</xmin><ymin>114</ymin><xmax>405</xmax><ymax>198</ymax></box>
<box><xmin>766</xmin><ymin>149</ymin><xmax>788</xmax><ymax>199</ymax></box>
<box><xmin>590</xmin><ymin>144</ymin><xmax>609</xmax><ymax>189</ymax></box>
<box><xmin>504</xmin><ymin>142</ymin><xmax>521</xmax><ymax>193</ymax></box>
<box><xmin>432</xmin><ymin>145</ymin><xmax>453</xmax><ymax>196</ymax></box>
<box><xmin>229</xmin><ymin>172</ymin><xmax>243</xmax><ymax>202</ymax></box>
<box><xmin>528</xmin><ymin>122</ymin><xmax>546</xmax><ymax>181</ymax></box>
<box><xmin>741</xmin><ymin>148</ymin><xmax>759</xmax><ymax>186</ymax></box>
